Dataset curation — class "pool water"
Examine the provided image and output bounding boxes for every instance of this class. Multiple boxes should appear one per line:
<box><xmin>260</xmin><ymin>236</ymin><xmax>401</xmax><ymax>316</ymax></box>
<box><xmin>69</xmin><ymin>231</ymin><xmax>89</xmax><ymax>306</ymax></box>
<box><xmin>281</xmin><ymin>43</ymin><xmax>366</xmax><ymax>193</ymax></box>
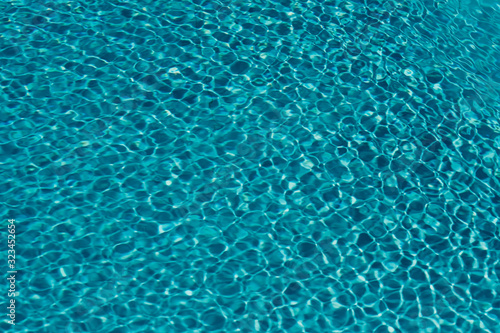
<box><xmin>1</xmin><ymin>0</ymin><xmax>500</xmax><ymax>332</ymax></box>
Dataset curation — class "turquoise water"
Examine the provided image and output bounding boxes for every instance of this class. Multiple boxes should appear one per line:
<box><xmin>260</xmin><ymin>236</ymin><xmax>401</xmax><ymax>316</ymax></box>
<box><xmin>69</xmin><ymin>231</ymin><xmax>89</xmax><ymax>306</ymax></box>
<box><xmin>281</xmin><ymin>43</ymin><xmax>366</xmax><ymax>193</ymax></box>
<box><xmin>1</xmin><ymin>0</ymin><xmax>500</xmax><ymax>332</ymax></box>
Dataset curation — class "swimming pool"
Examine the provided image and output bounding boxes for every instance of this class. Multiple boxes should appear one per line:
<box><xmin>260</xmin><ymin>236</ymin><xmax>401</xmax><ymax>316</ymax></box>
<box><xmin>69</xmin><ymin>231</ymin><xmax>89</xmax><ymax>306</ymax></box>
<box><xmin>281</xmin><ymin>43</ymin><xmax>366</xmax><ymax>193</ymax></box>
<box><xmin>1</xmin><ymin>0</ymin><xmax>500</xmax><ymax>332</ymax></box>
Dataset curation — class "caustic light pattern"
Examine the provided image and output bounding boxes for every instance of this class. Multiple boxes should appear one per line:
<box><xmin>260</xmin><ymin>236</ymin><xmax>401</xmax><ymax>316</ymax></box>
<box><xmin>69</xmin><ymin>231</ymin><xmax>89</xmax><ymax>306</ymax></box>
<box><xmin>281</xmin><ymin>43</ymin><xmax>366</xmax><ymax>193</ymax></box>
<box><xmin>1</xmin><ymin>0</ymin><xmax>500</xmax><ymax>332</ymax></box>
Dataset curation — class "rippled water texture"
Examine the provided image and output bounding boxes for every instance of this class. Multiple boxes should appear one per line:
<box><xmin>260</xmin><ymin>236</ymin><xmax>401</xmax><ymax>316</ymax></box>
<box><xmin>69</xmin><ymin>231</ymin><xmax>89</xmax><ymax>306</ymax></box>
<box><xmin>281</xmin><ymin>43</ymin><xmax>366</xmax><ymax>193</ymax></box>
<box><xmin>1</xmin><ymin>0</ymin><xmax>500</xmax><ymax>332</ymax></box>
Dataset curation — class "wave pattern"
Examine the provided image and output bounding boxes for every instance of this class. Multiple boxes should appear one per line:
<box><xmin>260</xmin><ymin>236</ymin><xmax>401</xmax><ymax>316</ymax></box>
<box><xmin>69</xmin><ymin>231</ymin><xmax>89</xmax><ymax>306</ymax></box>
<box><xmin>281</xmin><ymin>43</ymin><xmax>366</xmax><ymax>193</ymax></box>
<box><xmin>1</xmin><ymin>0</ymin><xmax>500</xmax><ymax>332</ymax></box>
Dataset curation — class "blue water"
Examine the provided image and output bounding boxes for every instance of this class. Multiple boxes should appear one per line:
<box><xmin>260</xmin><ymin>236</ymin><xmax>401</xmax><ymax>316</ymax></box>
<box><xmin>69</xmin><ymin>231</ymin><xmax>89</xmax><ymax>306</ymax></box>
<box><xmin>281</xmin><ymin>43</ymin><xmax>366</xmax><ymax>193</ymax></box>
<box><xmin>1</xmin><ymin>0</ymin><xmax>500</xmax><ymax>332</ymax></box>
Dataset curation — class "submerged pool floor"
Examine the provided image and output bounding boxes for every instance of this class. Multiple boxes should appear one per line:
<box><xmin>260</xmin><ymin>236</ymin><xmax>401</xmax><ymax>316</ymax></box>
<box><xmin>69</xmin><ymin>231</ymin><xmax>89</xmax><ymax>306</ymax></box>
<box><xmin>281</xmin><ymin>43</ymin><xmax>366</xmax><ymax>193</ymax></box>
<box><xmin>1</xmin><ymin>0</ymin><xmax>500</xmax><ymax>332</ymax></box>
